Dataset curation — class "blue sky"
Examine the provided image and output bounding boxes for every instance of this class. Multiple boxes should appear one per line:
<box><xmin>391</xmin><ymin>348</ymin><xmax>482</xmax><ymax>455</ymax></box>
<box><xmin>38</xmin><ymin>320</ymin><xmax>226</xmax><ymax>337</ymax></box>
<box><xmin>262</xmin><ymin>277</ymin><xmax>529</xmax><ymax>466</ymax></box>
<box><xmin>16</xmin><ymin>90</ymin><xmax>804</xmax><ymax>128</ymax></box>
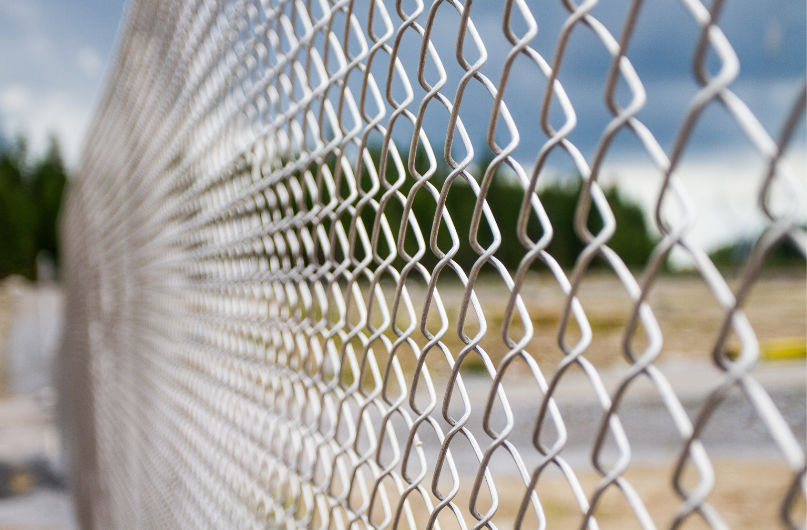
<box><xmin>0</xmin><ymin>0</ymin><xmax>803</xmax><ymax>174</ymax></box>
<box><xmin>374</xmin><ymin>0</ymin><xmax>807</xmax><ymax>164</ymax></box>
<box><xmin>0</xmin><ymin>0</ymin><xmax>125</xmax><ymax>165</ymax></box>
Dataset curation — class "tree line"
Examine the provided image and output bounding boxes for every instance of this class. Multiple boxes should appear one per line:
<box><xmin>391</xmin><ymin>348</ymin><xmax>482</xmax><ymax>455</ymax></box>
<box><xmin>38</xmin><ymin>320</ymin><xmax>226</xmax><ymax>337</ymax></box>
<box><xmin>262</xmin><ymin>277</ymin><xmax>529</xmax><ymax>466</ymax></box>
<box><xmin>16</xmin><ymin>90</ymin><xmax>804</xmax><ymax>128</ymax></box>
<box><xmin>0</xmin><ymin>136</ymin><xmax>67</xmax><ymax>281</ymax></box>
<box><xmin>8</xmin><ymin>134</ymin><xmax>793</xmax><ymax>283</ymax></box>
<box><xmin>313</xmin><ymin>143</ymin><xmax>803</xmax><ymax>274</ymax></box>
<box><xmin>0</xmin><ymin>137</ymin><xmax>659</xmax><ymax>282</ymax></box>
<box><xmin>311</xmin><ymin>143</ymin><xmax>657</xmax><ymax>274</ymax></box>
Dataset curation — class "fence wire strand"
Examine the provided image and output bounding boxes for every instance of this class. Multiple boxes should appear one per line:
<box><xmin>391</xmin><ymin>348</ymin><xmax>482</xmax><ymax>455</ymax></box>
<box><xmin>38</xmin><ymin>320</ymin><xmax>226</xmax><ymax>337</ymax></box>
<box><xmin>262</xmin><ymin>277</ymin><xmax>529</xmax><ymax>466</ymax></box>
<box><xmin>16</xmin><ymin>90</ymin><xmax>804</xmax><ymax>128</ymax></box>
<box><xmin>61</xmin><ymin>0</ymin><xmax>807</xmax><ymax>529</ymax></box>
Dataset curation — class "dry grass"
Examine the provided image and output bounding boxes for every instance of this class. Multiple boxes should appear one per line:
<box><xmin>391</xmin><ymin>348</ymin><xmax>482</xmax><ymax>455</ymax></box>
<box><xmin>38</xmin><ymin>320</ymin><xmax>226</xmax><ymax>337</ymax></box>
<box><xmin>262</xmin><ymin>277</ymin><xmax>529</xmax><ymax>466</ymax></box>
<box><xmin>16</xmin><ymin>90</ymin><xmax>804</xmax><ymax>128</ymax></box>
<box><xmin>342</xmin><ymin>459</ymin><xmax>803</xmax><ymax>530</ymax></box>
<box><xmin>486</xmin><ymin>459</ymin><xmax>804</xmax><ymax>530</ymax></box>
<box><xmin>356</xmin><ymin>270</ymin><xmax>807</xmax><ymax>376</ymax></box>
<box><xmin>0</xmin><ymin>280</ymin><xmax>23</xmax><ymax>397</ymax></box>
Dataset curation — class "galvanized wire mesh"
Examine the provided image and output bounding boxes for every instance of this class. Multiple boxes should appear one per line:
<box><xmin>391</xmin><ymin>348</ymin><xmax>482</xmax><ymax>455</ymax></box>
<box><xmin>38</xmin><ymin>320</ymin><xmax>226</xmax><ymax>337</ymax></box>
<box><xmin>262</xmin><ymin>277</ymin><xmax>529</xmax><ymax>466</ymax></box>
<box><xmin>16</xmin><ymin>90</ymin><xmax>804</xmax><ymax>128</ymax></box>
<box><xmin>60</xmin><ymin>0</ymin><xmax>807</xmax><ymax>529</ymax></box>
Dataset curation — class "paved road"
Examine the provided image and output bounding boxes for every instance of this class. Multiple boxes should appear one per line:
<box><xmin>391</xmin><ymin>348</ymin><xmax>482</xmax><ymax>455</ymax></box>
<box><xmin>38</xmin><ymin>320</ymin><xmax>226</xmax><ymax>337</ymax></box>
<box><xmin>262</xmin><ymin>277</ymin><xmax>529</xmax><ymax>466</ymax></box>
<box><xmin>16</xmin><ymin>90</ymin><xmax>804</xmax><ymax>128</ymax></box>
<box><xmin>4</xmin><ymin>283</ymin><xmax>63</xmax><ymax>395</ymax></box>
<box><xmin>412</xmin><ymin>360</ymin><xmax>806</xmax><ymax>472</ymax></box>
<box><xmin>0</xmin><ymin>284</ymin><xmax>74</xmax><ymax>530</ymax></box>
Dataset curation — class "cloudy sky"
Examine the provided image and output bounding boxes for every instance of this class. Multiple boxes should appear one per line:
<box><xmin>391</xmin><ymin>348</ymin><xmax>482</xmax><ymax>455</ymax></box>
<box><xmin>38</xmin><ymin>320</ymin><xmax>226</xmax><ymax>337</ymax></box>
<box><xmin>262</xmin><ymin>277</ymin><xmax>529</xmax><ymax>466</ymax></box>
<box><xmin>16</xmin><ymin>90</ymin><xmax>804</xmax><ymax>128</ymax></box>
<box><xmin>1</xmin><ymin>0</ymin><xmax>803</xmax><ymax>163</ymax></box>
<box><xmin>0</xmin><ymin>0</ymin><xmax>803</xmax><ymax>256</ymax></box>
<box><xmin>0</xmin><ymin>0</ymin><xmax>125</xmax><ymax>166</ymax></box>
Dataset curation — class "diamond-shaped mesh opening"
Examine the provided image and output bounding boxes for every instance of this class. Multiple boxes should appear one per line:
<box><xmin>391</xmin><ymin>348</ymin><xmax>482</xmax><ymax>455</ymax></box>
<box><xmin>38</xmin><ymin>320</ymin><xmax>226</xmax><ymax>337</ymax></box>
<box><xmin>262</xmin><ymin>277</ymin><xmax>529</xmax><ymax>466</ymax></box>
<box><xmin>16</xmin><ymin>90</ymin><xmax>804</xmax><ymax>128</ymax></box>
<box><xmin>61</xmin><ymin>0</ymin><xmax>806</xmax><ymax>529</ymax></box>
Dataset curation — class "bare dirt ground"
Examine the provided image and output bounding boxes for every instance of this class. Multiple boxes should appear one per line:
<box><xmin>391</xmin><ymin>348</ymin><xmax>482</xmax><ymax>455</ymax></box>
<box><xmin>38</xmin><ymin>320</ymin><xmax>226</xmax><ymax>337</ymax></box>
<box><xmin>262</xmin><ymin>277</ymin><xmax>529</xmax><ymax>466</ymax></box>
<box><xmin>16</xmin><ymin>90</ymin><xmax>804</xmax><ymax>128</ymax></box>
<box><xmin>356</xmin><ymin>454</ymin><xmax>804</xmax><ymax>530</ymax></box>
<box><xmin>0</xmin><ymin>281</ymin><xmax>19</xmax><ymax>397</ymax></box>
<box><xmin>0</xmin><ymin>272</ymin><xmax>803</xmax><ymax>529</ymax></box>
<box><xmin>447</xmin><ymin>459</ymin><xmax>805</xmax><ymax>530</ymax></box>
<box><xmin>340</xmin><ymin>270</ymin><xmax>807</xmax><ymax>529</ymax></box>
<box><xmin>391</xmin><ymin>269</ymin><xmax>807</xmax><ymax>372</ymax></box>
<box><xmin>0</xmin><ymin>281</ymin><xmax>73</xmax><ymax>530</ymax></box>
<box><xmin>0</xmin><ymin>394</ymin><xmax>74</xmax><ymax>530</ymax></box>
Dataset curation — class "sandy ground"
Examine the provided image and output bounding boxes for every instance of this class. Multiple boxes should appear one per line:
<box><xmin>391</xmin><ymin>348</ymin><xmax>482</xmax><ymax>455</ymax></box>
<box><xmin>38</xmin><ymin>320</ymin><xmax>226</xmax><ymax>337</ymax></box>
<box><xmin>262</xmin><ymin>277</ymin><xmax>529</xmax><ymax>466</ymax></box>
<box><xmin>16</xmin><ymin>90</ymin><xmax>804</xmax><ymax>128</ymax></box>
<box><xmin>0</xmin><ymin>394</ymin><xmax>75</xmax><ymax>530</ymax></box>
<box><xmin>380</xmin><ymin>270</ymin><xmax>807</xmax><ymax>372</ymax></box>
<box><xmin>0</xmin><ymin>272</ymin><xmax>803</xmax><ymax>529</ymax></box>
<box><xmin>434</xmin><ymin>459</ymin><xmax>806</xmax><ymax>530</ymax></box>
<box><xmin>0</xmin><ymin>280</ymin><xmax>73</xmax><ymax>530</ymax></box>
<box><xmin>0</xmin><ymin>283</ymin><xmax>16</xmax><ymax>398</ymax></box>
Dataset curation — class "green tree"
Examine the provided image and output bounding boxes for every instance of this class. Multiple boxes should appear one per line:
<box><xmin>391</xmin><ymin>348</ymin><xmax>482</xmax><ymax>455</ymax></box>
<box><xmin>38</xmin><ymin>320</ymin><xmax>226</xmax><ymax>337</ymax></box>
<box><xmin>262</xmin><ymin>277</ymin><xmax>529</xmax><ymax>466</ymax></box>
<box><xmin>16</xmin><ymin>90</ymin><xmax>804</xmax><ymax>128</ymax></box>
<box><xmin>0</xmin><ymin>135</ymin><xmax>68</xmax><ymax>280</ymax></box>
<box><xmin>30</xmin><ymin>137</ymin><xmax>68</xmax><ymax>266</ymax></box>
<box><xmin>0</xmin><ymin>137</ymin><xmax>37</xmax><ymax>279</ymax></box>
<box><xmin>709</xmin><ymin>235</ymin><xmax>805</xmax><ymax>270</ymax></box>
<box><xmin>353</xmin><ymin>142</ymin><xmax>657</xmax><ymax>273</ymax></box>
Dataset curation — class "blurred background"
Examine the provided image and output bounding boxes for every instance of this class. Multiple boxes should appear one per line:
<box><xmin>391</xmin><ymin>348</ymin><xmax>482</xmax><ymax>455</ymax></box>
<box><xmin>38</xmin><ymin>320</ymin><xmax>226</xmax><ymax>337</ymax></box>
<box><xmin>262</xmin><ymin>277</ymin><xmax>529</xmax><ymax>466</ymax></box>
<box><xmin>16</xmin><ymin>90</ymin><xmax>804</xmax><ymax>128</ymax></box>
<box><xmin>0</xmin><ymin>0</ymin><xmax>804</xmax><ymax>529</ymax></box>
<box><xmin>0</xmin><ymin>1</ymin><xmax>125</xmax><ymax>527</ymax></box>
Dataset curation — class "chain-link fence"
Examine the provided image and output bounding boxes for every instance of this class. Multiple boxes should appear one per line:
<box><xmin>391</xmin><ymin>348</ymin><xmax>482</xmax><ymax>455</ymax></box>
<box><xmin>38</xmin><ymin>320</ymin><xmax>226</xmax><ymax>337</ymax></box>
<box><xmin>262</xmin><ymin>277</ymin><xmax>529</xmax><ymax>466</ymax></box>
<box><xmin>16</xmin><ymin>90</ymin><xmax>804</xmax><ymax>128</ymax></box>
<box><xmin>60</xmin><ymin>0</ymin><xmax>807</xmax><ymax>528</ymax></box>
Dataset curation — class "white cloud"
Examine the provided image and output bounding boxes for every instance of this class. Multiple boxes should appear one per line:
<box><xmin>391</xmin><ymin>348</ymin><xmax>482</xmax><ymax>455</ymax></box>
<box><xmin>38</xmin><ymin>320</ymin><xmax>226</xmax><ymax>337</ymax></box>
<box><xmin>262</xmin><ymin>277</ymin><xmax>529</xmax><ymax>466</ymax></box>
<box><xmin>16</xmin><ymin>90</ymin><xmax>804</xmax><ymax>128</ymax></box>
<box><xmin>0</xmin><ymin>2</ymin><xmax>101</xmax><ymax>167</ymax></box>
<box><xmin>0</xmin><ymin>0</ymin><xmax>49</xmax><ymax>59</ymax></box>
<box><xmin>77</xmin><ymin>47</ymin><xmax>102</xmax><ymax>77</ymax></box>
<box><xmin>0</xmin><ymin>85</ymin><xmax>30</xmax><ymax>113</ymax></box>
<box><xmin>0</xmin><ymin>0</ymin><xmax>39</xmax><ymax>25</ymax></box>
<box><xmin>600</xmin><ymin>150</ymin><xmax>807</xmax><ymax>267</ymax></box>
<box><xmin>0</xmin><ymin>87</ymin><xmax>91</xmax><ymax>168</ymax></box>
<box><xmin>28</xmin><ymin>92</ymin><xmax>91</xmax><ymax>168</ymax></box>
<box><xmin>26</xmin><ymin>33</ymin><xmax>50</xmax><ymax>60</ymax></box>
